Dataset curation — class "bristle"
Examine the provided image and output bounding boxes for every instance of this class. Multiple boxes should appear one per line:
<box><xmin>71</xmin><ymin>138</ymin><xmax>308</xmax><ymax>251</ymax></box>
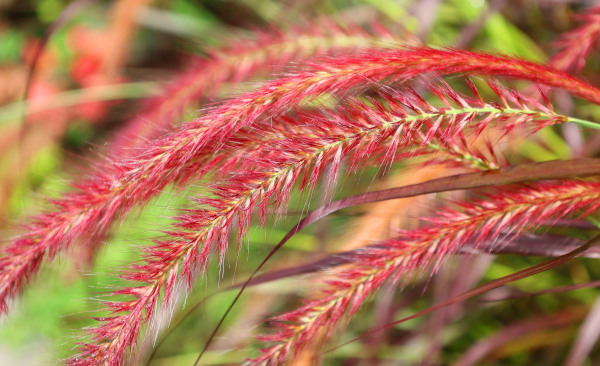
<box><xmin>550</xmin><ymin>6</ymin><xmax>600</xmax><ymax>73</ymax></box>
<box><xmin>248</xmin><ymin>179</ymin><xmax>600</xmax><ymax>365</ymax></box>
<box><xmin>67</xmin><ymin>80</ymin><xmax>578</xmax><ymax>364</ymax></box>
<box><xmin>109</xmin><ymin>20</ymin><xmax>407</xmax><ymax>151</ymax></box>
<box><xmin>4</xmin><ymin>47</ymin><xmax>593</xmax><ymax>321</ymax></box>
<box><xmin>2</xmin><ymin>42</ymin><xmax>600</xmax><ymax>366</ymax></box>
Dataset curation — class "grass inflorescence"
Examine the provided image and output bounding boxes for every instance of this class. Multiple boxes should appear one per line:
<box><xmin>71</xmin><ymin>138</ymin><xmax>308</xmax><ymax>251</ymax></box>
<box><xmin>2</xmin><ymin>2</ymin><xmax>600</xmax><ymax>366</ymax></box>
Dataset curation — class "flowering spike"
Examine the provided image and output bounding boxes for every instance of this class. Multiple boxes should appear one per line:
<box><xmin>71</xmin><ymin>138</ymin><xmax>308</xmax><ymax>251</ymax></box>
<box><xmin>68</xmin><ymin>79</ymin><xmax>583</xmax><ymax>364</ymax></box>
<box><xmin>109</xmin><ymin>20</ymin><xmax>409</xmax><ymax>151</ymax></box>
<box><xmin>550</xmin><ymin>6</ymin><xmax>600</xmax><ymax>73</ymax></box>
<box><xmin>5</xmin><ymin>46</ymin><xmax>595</xmax><ymax>322</ymax></box>
<box><xmin>249</xmin><ymin>179</ymin><xmax>600</xmax><ymax>365</ymax></box>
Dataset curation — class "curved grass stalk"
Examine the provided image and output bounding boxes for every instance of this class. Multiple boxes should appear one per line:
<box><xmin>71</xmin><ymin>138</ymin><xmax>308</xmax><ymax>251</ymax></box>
<box><xmin>249</xmin><ymin>179</ymin><xmax>600</xmax><ymax>365</ymax></box>
<box><xmin>2</xmin><ymin>45</ymin><xmax>600</xmax><ymax>341</ymax></box>
<box><xmin>110</xmin><ymin>21</ymin><xmax>406</xmax><ymax>150</ymax></box>
<box><xmin>68</xmin><ymin>80</ymin><xmax>585</xmax><ymax>365</ymax></box>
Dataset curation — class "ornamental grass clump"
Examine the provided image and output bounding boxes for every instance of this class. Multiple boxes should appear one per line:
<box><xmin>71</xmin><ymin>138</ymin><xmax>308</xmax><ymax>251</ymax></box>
<box><xmin>2</xmin><ymin>2</ymin><xmax>600</xmax><ymax>365</ymax></box>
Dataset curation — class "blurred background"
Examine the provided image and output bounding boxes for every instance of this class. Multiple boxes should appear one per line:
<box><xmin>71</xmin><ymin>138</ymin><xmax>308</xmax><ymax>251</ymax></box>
<box><xmin>1</xmin><ymin>0</ymin><xmax>600</xmax><ymax>365</ymax></box>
